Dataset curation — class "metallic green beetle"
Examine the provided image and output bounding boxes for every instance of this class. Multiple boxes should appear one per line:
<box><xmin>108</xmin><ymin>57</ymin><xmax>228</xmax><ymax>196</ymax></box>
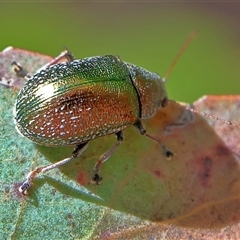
<box><xmin>13</xmin><ymin>51</ymin><xmax>170</xmax><ymax>195</ymax></box>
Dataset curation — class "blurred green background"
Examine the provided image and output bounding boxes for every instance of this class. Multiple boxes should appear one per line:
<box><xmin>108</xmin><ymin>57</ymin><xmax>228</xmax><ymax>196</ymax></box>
<box><xmin>0</xmin><ymin>2</ymin><xmax>239</xmax><ymax>103</ymax></box>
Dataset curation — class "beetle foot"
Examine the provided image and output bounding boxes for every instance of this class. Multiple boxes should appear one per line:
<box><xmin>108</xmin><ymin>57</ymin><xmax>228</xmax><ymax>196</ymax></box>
<box><xmin>91</xmin><ymin>173</ymin><xmax>102</xmax><ymax>185</ymax></box>
<box><xmin>161</xmin><ymin>144</ymin><xmax>175</xmax><ymax>160</ymax></box>
<box><xmin>19</xmin><ymin>180</ymin><xmax>31</xmax><ymax>196</ymax></box>
<box><xmin>165</xmin><ymin>149</ymin><xmax>175</xmax><ymax>160</ymax></box>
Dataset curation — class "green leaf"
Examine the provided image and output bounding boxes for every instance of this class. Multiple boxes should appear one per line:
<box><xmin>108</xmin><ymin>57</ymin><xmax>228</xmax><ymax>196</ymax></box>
<box><xmin>0</xmin><ymin>48</ymin><xmax>239</xmax><ymax>239</ymax></box>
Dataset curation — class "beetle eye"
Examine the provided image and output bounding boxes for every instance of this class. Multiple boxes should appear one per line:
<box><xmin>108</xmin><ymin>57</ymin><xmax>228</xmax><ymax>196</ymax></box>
<box><xmin>161</xmin><ymin>97</ymin><xmax>168</xmax><ymax>108</ymax></box>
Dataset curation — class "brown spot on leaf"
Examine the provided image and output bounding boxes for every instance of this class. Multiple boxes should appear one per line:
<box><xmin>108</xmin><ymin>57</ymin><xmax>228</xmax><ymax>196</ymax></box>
<box><xmin>153</xmin><ymin>170</ymin><xmax>164</xmax><ymax>179</ymax></box>
<box><xmin>76</xmin><ymin>171</ymin><xmax>87</xmax><ymax>186</ymax></box>
<box><xmin>216</xmin><ymin>145</ymin><xmax>230</xmax><ymax>156</ymax></box>
<box><xmin>199</xmin><ymin>156</ymin><xmax>212</xmax><ymax>188</ymax></box>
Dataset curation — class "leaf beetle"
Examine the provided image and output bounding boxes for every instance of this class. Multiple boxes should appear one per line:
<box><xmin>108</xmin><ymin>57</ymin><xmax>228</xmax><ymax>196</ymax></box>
<box><xmin>13</xmin><ymin>50</ymin><xmax>173</xmax><ymax>195</ymax></box>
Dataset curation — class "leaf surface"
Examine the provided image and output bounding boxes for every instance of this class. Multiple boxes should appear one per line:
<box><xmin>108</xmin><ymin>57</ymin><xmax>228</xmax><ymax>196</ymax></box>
<box><xmin>0</xmin><ymin>48</ymin><xmax>239</xmax><ymax>239</ymax></box>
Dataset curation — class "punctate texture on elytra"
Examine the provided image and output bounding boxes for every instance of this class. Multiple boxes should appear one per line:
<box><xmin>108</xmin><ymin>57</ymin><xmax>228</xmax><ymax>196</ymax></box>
<box><xmin>14</xmin><ymin>55</ymin><xmax>168</xmax><ymax>147</ymax></box>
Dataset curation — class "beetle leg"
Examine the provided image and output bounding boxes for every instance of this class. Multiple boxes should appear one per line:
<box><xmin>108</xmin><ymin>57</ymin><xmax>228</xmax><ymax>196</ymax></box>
<box><xmin>11</xmin><ymin>50</ymin><xmax>75</xmax><ymax>80</ymax></box>
<box><xmin>39</xmin><ymin>50</ymin><xmax>75</xmax><ymax>71</ymax></box>
<box><xmin>92</xmin><ymin>131</ymin><xmax>123</xmax><ymax>184</ymax></box>
<box><xmin>133</xmin><ymin>119</ymin><xmax>175</xmax><ymax>160</ymax></box>
<box><xmin>19</xmin><ymin>142</ymin><xmax>89</xmax><ymax>196</ymax></box>
<box><xmin>11</xmin><ymin>61</ymin><xmax>32</xmax><ymax>79</ymax></box>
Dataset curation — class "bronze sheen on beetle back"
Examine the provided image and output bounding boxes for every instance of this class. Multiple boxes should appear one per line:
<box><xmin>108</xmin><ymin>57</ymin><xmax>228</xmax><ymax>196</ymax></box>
<box><xmin>13</xmin><ymin>52</ymin><xmax>171</xmax><ymax>195</ymax></box>
<box><xmin>15</xmin><ymin>56</ymin><xmax>167</xmax><ymax>146</ymax></box>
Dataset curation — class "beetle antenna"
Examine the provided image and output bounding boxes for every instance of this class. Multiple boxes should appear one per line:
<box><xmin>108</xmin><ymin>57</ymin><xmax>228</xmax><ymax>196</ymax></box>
<box><xmin>186</xmin><ymin>106</ymin><xmax>240</xmax><ymax>128</ymax></box>
<box><xmin>163</xmin><ymin>32</ymin><xmax>197</xmax><ymax>82</ymax></box>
